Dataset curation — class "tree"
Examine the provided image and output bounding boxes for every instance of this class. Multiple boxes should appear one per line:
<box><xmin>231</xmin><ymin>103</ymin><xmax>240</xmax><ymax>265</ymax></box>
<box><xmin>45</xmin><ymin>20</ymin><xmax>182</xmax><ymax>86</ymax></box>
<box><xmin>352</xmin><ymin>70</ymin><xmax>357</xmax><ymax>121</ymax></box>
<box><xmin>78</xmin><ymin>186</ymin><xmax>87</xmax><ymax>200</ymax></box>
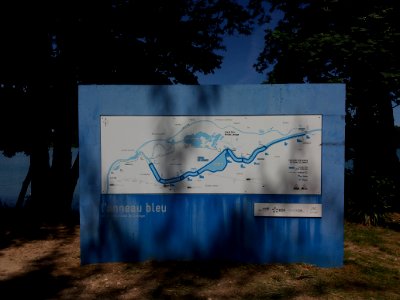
<box><xmin>0</xmin><ymin>0</ymin><xmax>256</xmax><ymax>219</ymax></box>
<box><xmin>254</xmin><ymin>0</ymin><xmax>400</xmax><ymax>224</ymax></box>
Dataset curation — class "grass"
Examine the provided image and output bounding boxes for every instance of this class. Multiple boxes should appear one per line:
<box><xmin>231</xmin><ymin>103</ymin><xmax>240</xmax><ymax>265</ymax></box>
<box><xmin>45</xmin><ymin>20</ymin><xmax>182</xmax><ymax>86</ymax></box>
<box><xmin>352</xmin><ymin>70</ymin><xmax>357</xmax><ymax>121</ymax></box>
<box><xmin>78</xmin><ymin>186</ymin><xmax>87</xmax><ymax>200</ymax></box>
<box><xmin>86</xmin><ymin>221</ymin><xmax>399</xmax><ymax>299</ymax></box>
<box><xmin>0</xmin><ymin>209</ymin><xmax>399</xmax><ymax>299</ymax></box>
<box><xmin>131</xmin><ymin>221</ymin><xmax>400</xmax><ymax>299</ymax></box>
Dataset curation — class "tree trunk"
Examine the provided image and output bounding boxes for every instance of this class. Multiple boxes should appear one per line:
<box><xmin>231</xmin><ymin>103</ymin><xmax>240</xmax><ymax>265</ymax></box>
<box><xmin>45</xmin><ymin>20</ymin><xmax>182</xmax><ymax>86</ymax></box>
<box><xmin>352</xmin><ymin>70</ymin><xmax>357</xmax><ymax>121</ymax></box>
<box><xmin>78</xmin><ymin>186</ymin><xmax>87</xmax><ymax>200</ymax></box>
<box><xmin>353</xmin><ymin>85</ymin><xmax>399</xmax><ymax>178</ymax></box>
<box><xmin>70</xmin><ymin>152</ymin><xmax>79</xmax><ymax>201</ymax></box>
<box><xmin>350</xmin><ymin>77</ymin><xmax>400</xmax><ymax>217</ymax></box>
<box><xmin>16</xmin><ymin>164</ymin><xmax>31</xmax><ymax>209</ymax></box>
<box><xmin>29</xmin><ymin>140</ymin><xmax>50</xmax><ymax>214</ymax></box>
<box><xmin>49</xmin><ymin>69</ymin><xmax>78</xmax><ymax>217</ymax></box>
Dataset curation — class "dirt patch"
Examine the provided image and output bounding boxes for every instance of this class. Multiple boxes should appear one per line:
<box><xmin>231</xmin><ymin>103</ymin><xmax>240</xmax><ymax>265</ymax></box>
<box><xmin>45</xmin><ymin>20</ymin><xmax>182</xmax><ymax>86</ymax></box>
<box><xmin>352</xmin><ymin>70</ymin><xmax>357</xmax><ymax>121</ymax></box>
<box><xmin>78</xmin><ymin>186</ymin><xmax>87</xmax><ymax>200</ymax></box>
<box><xmin>0</xmin><ymin>218</ymin><xmax>399</xmax><ymax>299</ymax></box>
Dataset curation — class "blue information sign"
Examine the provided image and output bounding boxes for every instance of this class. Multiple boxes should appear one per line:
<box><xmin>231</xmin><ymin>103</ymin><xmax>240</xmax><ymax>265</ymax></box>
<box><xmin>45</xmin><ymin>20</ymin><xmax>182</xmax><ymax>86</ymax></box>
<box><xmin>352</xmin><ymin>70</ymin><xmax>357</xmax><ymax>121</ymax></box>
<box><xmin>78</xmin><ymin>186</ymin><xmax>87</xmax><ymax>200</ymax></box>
<box><xmin>79</xmin><ymin>84</ymin><xmax>345</xmax><ymax>267</ymax></box>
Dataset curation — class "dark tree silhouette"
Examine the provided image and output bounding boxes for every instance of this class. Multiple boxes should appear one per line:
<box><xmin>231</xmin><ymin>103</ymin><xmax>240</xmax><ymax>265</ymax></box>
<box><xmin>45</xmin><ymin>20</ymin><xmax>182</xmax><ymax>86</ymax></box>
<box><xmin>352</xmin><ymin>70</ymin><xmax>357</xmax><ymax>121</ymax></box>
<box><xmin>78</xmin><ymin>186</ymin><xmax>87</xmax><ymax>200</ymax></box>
<box><xmin>0</xmin><ymin>0</ymin><xmax>257</xmax><ymax>219</ymax></box>
<box><xmin>254</xmin><ymin>0</ymin><xmax>400</xmax><ymax>223</ymax></box>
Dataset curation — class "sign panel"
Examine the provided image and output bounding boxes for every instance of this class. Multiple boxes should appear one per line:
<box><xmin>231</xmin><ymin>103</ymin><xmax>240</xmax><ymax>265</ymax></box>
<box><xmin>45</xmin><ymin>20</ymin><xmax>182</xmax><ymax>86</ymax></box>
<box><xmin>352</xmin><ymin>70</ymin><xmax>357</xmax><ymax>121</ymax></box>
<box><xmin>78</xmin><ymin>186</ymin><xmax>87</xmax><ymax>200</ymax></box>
<box><xmin>254</xmin><ymin>203</ymin><xmax>322</xmax><ymax>217</ymax></box>
<box><xmin>79</xmin><ymin>84</ymin><xmax>345</xmax><ymax>267</ymax></box>
<box><xmin>101</xmin><ymin>115</ymin><xmax>322</xmax><ymax>194</ymax></box>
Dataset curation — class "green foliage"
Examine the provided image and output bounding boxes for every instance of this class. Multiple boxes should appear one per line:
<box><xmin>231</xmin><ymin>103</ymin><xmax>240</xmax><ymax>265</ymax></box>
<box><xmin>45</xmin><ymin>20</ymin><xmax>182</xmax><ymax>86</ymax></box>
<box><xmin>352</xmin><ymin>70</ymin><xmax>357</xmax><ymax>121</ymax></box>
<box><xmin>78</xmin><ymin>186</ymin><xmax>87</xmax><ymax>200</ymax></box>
<box><xmin>0</xmin><ymin>1</ymin><xmax>257</xmax><ymax>215</ymax></box>
<box><xmin>256</xmin><ymin>1</ymin><xmax>400</xmax><ymax>94</ymax></box>
<box><xmin>345</xmin><ymin>221</ymin><xmax>384</xmax><ymax>246</ymax></box>
<box><xmin>346</xmin><ymin>173</ymin><xmax>396</xmax><ymax>225</ymax></box>
<box><xmin>254</xmin><ymin>0</ymin><xmax>400</xmax><ymax>223</ymax></box>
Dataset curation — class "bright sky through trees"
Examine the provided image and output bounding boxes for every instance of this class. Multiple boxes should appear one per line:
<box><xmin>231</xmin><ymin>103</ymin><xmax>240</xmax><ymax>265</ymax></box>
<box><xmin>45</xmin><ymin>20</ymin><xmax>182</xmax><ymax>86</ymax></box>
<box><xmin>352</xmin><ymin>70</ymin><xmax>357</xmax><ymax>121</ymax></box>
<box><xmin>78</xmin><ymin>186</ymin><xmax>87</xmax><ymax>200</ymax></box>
<box><xmin>197</xmin><ymin>25</ymin><xmax>265</xmax><ymax>85</ymax></box>
<box><xmin>197</xmin><ymin>25</ymin><xmax>400</xmax><ymax>126</ymax></box>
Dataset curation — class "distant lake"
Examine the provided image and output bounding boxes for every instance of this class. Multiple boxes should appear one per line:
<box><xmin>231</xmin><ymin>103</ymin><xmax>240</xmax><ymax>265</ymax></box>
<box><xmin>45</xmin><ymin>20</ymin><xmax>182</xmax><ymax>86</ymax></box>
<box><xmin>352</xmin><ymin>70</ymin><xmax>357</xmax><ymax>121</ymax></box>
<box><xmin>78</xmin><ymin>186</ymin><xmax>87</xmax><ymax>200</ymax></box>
<box><xmin>0</xmin><ymin>149</ymin><xmax>79</xmax><ymax>210</ymax></box>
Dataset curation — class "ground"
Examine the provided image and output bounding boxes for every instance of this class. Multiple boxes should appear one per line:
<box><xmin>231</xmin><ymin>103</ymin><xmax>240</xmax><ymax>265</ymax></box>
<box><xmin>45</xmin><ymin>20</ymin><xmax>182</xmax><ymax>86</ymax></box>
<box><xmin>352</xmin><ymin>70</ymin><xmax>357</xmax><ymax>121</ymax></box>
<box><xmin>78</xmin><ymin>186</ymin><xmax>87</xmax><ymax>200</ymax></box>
<box><xmin>0</xmin><ymin>212</ymin><xmax>399</xmax><ymax>299</ymax></box>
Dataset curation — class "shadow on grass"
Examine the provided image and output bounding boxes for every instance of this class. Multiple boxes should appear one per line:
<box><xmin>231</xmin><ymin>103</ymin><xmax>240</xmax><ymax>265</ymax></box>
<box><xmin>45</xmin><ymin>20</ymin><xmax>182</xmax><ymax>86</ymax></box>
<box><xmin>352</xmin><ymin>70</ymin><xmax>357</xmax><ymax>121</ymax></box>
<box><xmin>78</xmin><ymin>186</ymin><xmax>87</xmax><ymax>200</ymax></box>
<box><xmin>1</xmin><ymin>211</ymin><xmax>399</xmax><ymax>299</ymax></box>
<box><xmin>0</xmin><ymin>207</ymin><xmax>78</xmax><ymax>250</ymax></box>
<box><xmin>0</xmin><ymin>266</ymin><xmax>71</xmax><ymax>298</ymax></box>
<box><xmin>0</xmin><ymin>208</ymin><xmax>78</xmax><ymax>298</ymax></box>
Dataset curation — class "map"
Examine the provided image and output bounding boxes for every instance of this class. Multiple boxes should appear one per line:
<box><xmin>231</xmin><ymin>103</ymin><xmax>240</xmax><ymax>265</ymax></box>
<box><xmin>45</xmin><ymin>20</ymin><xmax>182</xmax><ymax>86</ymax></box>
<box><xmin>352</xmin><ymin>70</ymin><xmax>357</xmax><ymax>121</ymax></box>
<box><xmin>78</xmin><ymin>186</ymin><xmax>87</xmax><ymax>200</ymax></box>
<box><xmin>101</xmin><ymin>115</ymin><xmax>322</xmax><ymax>194</ymax></box>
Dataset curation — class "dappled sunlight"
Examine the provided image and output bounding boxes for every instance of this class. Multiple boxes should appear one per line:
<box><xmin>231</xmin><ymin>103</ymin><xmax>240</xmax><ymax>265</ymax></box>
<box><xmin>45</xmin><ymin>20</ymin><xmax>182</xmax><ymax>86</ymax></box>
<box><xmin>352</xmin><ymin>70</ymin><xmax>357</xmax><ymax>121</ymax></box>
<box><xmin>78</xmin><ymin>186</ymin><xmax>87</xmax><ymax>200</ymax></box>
<box><xmin>0</xmin><ymin>221</ymin><xmax>399</xmax><ymax>298</ymax></box>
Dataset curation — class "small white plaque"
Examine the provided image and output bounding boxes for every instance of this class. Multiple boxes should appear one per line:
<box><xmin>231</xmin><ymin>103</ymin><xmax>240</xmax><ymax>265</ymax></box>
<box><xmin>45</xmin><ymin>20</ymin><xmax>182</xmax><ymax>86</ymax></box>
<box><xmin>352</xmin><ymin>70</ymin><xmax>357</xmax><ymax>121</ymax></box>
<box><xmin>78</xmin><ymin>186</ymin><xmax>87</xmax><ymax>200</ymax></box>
<box><xmin>254</xmin><ymin>203</ymin><xmax>322</xmax><ymax>217</ymax></box>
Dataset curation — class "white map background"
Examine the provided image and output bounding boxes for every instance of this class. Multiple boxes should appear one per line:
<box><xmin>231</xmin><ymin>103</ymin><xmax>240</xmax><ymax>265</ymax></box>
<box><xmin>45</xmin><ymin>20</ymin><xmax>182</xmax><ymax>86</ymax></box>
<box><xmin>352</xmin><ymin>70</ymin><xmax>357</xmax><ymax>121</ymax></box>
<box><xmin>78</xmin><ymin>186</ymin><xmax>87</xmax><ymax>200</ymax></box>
<box><xmin>101</xmin><ymin>115</ymin><xmax>322</xmax><ymax>194</ymax></box>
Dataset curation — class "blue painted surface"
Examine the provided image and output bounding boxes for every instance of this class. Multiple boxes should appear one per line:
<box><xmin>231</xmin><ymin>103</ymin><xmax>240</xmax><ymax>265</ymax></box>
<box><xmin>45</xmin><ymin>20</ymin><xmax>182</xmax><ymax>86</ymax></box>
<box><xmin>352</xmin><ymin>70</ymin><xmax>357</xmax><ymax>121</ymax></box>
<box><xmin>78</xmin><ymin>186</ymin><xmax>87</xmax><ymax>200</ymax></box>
<box><xmin>79</xmin><ymin>84</ymin><xmax>345</xmax><ymax>267</ymax></box>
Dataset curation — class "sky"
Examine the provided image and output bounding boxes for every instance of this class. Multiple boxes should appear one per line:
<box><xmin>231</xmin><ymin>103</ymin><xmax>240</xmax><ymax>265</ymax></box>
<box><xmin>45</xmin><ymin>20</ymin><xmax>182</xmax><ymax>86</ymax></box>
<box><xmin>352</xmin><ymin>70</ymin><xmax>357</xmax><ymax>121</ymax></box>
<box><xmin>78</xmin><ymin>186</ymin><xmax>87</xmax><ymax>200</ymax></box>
<box><xmin>197</xmin><ymin>26</ymin><xmax>266</xmax><ymax>85</ymax></box>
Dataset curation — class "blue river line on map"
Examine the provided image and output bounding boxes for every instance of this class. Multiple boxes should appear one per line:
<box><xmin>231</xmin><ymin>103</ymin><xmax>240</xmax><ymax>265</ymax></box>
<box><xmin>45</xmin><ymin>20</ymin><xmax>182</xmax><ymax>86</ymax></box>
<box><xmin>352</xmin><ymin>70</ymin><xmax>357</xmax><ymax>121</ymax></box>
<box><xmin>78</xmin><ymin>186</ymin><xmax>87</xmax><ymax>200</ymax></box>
<box><xmin>105</xmin><ymin>118</ymin><xmax>321</xmax><ymax>192</ymax></box>
<box><xmin>148</xmin><ymin>131</ymin><xmax>316</xmax><ymax>185</ymax></box>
